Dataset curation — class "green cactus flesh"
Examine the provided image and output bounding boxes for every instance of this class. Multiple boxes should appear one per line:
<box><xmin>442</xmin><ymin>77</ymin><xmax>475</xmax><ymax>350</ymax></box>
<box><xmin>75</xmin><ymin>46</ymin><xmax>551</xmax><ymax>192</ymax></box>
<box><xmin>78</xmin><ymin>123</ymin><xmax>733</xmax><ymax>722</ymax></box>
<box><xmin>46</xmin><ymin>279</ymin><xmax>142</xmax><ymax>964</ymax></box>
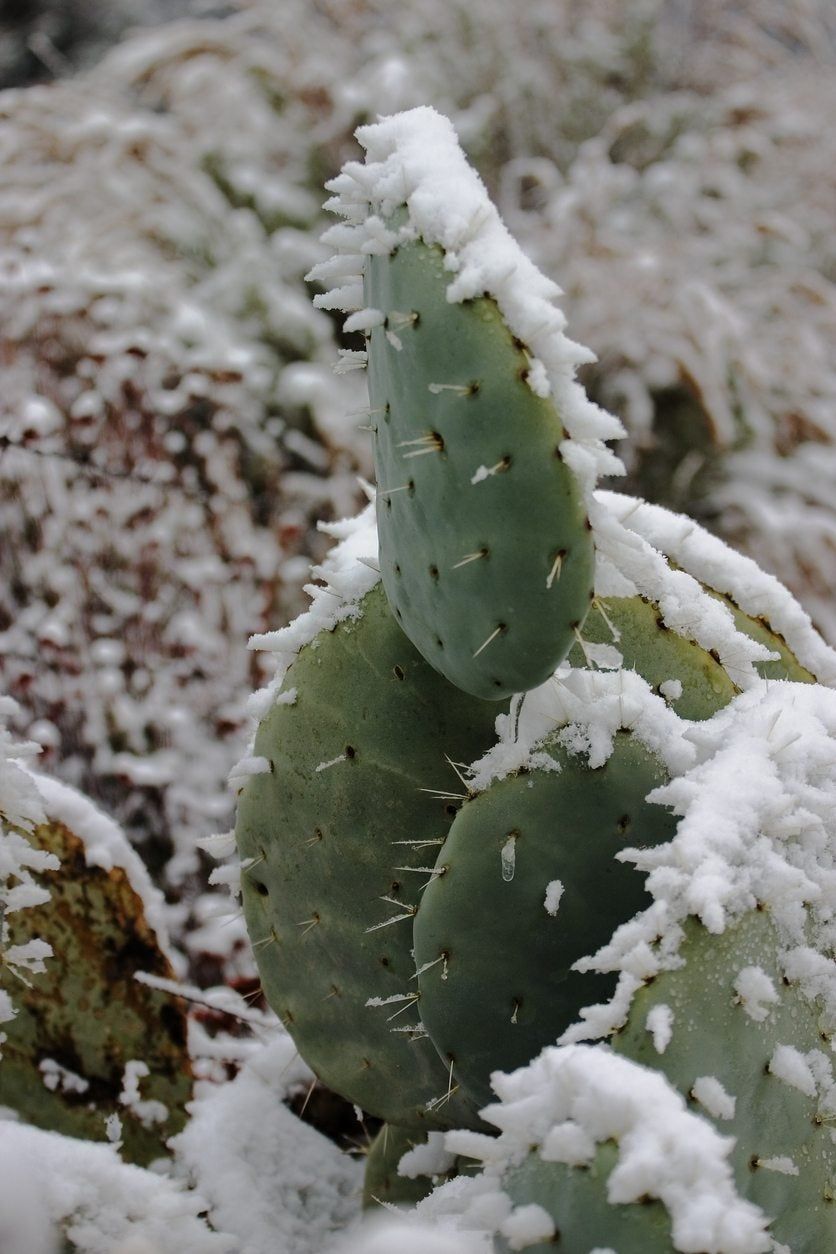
<box><xmin>365</xmin><ymin>233</ymin><xmax>594</xmax><ymax>701</ymax></box>
<box><xmin>413</xmin><ymin>733</ymin><xmax>677</xmax><ymax>1111</ymax></box>
<box><xmin>363</xmin><ymin>1123</ymin><xmax>458</xmax><ymax>1210</ymax></box>
<box><xmin>235</xmin><ymin>585</ymin><xmax>498</xmax><ymax>1129</ymax></box>
<box><xmin>0</xmin><ymin>820</ymin><xmax>191</xmax><ymax>1166</ymax></box>
<box><xmin>568</xmin><ymin>593</ymin><xmax>814</xmax><ymax>721</ymax></box>
<box><xmin>498</xmin><ymin>909</ymin><xmax>836</xmax><ymax>1252</ymax></box>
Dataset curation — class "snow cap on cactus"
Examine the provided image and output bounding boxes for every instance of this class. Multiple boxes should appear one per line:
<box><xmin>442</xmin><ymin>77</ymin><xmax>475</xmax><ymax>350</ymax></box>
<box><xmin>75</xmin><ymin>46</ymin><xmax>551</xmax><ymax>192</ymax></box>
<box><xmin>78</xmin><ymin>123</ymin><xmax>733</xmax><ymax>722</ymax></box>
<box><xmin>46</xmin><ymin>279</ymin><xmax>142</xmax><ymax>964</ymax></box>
<box><xmin>310</xmin><ymin>107</ymin><xmax>625</xmax><ymax>697</ymax></box>
<box><xmin>309</xmin><ymin>106</ymin><xmax>625</xmax><ymax>497</ymax></box>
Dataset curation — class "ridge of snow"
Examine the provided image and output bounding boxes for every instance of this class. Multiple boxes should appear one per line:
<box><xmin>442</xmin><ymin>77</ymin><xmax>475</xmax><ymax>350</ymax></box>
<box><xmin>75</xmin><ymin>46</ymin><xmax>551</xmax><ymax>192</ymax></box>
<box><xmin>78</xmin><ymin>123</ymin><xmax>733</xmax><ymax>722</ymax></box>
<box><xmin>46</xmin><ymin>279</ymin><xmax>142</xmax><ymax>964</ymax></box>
<box><xmin>598</xmin><ymin>491</ymin><xmax>836</xmax><ymax>687</ymax></box>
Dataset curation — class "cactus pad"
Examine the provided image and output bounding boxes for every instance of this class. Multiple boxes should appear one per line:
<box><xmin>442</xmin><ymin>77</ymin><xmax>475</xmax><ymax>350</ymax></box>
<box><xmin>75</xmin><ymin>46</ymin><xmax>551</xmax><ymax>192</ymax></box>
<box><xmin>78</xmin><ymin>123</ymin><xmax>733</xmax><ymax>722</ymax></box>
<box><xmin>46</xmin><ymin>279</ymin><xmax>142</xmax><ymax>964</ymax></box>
<box><xmin>413</xmin><ymin>732</ymin><xmax>676</xmax><ymax>1111</ymax></box>
<box><xmin>235</xmin><ymin>585</ymin><xmax>498</xmax><ymax>1129</ymax></box>
<box><xmin>365</xmin><ymin>234</ymin><xmax>594</xmax><ymax>700</ymax></box>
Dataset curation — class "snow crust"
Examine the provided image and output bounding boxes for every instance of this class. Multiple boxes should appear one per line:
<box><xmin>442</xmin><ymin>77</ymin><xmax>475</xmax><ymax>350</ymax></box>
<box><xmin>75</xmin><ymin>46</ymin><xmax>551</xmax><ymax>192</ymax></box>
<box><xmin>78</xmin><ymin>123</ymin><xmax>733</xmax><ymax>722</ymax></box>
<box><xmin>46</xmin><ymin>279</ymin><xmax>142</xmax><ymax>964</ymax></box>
<box><xmin>436</xmin><ymin>1044</ymin><xmax>772</xmax><ymax>1254</ymax></box>
<box><xmin>598</xmin><ymin>492</ymin><xmax>836</xmax><ymax>687</ymax></box>
<box><xmin>173</xmin><ymin>1035</ymin><xmax>361</xmax><ymax>1254</ymax></box>
<box><xmin>311</xmin><ymin>106</ymin><xmax>625</xmax><ymax>499</ymax></box>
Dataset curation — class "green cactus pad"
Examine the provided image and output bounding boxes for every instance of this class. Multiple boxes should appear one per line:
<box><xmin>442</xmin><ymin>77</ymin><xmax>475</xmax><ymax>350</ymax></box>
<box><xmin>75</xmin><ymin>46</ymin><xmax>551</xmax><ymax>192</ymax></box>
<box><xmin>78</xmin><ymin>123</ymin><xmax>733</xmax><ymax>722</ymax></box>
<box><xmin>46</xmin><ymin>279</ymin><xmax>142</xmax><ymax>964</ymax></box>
<box><xmin>235</xmin><ymin>585</ymin><xmax>498</xmax><ymax>1129</ymax></box>
<box><xmin>365</xmin><ymin>234</ymin><xmax>594</xmax><ymax>701</ymax></box>
<box><xmin>363</xmin><ymin>1123</ymin><xmax>462</xmax><ymax>1210</ymax></box>
<box><xmin>0</xmin><ymin>820</ymin><xmax>191</xmax><ymax>1166</ymax></box>
<box><xmin>569</xmin><ymin>593</ymin><xmax>814</xmax><ymax>722</ymax></box>
<box><xmin>496</xmin><ymin>909</ymin><xmax>836</xmax><ymax>1253</ymax></box>
<box><xmin>413</xmin><ymin>733</ymin><xmax>677</xmax><ymax>1111</ymax></box>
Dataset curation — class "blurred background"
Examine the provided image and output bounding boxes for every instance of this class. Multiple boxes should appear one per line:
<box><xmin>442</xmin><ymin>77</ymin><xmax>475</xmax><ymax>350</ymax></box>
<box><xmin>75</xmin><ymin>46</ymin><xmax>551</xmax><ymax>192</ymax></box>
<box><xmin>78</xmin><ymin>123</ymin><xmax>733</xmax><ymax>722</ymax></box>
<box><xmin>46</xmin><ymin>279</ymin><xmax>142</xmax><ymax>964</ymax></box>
<box><xmin>1</xmin><ymin>0</ymin><xmax>834</xmax><ymax>984</ymax></box>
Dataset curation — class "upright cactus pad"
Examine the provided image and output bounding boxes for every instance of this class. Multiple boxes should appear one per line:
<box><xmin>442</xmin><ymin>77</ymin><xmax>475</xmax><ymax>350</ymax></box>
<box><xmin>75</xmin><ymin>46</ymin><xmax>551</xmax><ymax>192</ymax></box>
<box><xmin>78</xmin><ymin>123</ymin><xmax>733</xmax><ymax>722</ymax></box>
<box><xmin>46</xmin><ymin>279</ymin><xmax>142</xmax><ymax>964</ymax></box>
<box><xmin>0</xmin><ymin>818</ymin><xmax>191</xmax><ymax>1166</ymax></box>
<box><xmin>235</xmin><ymin>585</ymin><xmax>498</xmax><ymax>1129</ymax></box>
<box><xmin>413</xmin><ymin>732</ymin><xmax>677</xmax><ymax>1111</ymax></box>
<box><xmin>365</xmin><ymin>234</ymin><xmax>594</xmax><ymax>700</ymax></box>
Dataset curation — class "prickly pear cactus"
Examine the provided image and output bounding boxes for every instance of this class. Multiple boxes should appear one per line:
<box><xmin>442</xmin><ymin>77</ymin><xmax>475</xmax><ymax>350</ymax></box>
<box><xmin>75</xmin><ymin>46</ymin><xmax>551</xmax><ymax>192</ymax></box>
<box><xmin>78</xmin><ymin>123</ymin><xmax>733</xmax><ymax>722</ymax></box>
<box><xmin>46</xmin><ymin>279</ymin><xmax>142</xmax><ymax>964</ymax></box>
<box><xmin>235</xmin><ymin>584</ymin><xmax>497</xmax><ymax>1130</ymax></box>
<box><xmin>413</xmin><ymin>732</ymin><xmax>677</xmax><ymax>1111</ymax></box>
<box><xmin>0</xmin><ymin>818</ymin><xmax>191</xmax><ymax>1166</ymax></box>
<box><xmin>364</xmin><ymin>232</ymin><xmax>594</xmax><ymax>700</ymax></box>
<box><xmin>455</xmin><ymin>909</ymin><xmax>836</xmax><ymax>1254</ymax></box>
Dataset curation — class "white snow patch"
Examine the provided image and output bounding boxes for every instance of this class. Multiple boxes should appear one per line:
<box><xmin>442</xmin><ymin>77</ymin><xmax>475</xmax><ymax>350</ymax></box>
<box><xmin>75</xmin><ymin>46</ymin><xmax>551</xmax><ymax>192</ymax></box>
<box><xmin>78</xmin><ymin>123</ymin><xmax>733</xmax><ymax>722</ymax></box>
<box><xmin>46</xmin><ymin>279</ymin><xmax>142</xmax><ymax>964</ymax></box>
<box><xmin>597</xmin><ymin>492</ymin><xmax>836</xmax><ymax>688</ymax></box>
<box><xmin>119</xmin><ymin>1060</ymin><xmax>168</xmax><ymax>1129</ymax></box>
<box><xmin>398</xmin><ymin>1132</ymin><xmax>456</xmax><ymax>1180</ymax></box>
<box><xmin>0</xmin><ymin>1118</ymin><xmax>228</xmax><ymax>1254</ymax></box>
<box><xmin>757</xmin><ymin>1156</ymin><xmax>799</xmax><ymax>1177</ymax></box>
<box><xmin>734</xmin><ymin>967</ymin><xmax>779</xmax><ymax>1023</ymax></box>
<box><xmin>246</xmin><ymin>502</ymin><xmax>379</xmax><ymax>721</ymax></box>
<box><xmin>768</xmin><ymin>1046</ymin><xmax>817</xmax><ymax>1098</ymax></box>
<box><xmin>173</xmin><ymin>1034</ymin><xmax>361</xmax><ymax>1254</ymax></box>
<box><xmin>646</xmin><ymin>1004</ymin><xmax>674</xmax><ymax>1054</ymax></box>
<box><xmin>500</xmin><ymin>1203</ymin><xmax>555</xmax><ymax>1250</ymax></box>
<box><xmin>543</xmin><ymin>880</ymin><xmax>564</xmax><ymax>916</ymax></box>
<box><xmin>326</xmin><ymin>1212</ymin><xmax>489</xmax><ymax>1254</ymax></box>
<box><xmin>551</xmin><ymin>681</ymin><xmax>836</xmax><ymax>1045</ymax></box>
<box><xmin>692</xmin><ymin>1076</ymin><xmax>736</xmax><ymax>1121</ymax></box>
<box><xmin>660</xmin><ymin>679</ymin><xmax>684</xmax><ymax>702</ymax></box>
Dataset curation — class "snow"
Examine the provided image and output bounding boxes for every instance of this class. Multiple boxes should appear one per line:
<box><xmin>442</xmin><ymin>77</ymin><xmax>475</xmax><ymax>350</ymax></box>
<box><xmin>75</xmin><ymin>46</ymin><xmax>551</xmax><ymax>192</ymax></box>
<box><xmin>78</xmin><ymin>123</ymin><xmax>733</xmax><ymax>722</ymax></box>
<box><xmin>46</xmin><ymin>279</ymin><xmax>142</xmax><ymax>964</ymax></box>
<box><xmin>326</xmin><ymin>1212</ymin><xmax>489</xmax><ymax>1254</ymax></box>
<box><xmin>543</xmin><ymin>879</ymin><xmax>564</xmax><ymax>916</ymax></box>
<box><xmin>398</xmin><ymin>1132</ymin><xmax>456</xmax><ymax>1180</ymax></box>
<box><xmin>598</xmin><ymin>492</ymin><xmax>836</xmax><ymax>687</ymax></box>
<box><xmin>0</xmin><ymin>698</ymin><xmax>54</xmax><ymax>1037</ymax></box>
<box><xmin>768</xmin><ymin>1046</ymin><xmax>817</xmax><ymax>1099</ymax></box>
<box><xmin>500</xmin><ymin>1203</ymin><xmax>556</xmax><ymax>1250</ymax></box>
<box><xmin>0</xmin><ymin>1118</ymin><xmax>229</xmax><ymax>1254</ymax></box>
<box><xmin>245</xmin><ymin>502</ymin><xmax>379</xmax><ymax>722</ymax></box>
<box><xmin>559</xmin><ymin>681</ymin><xmax>836</xmax><ymax>1044</ymax></box>
<box><xmin>438</xmin><ymin>1044</ymin><xmax>772</xmax><ymax>1254</ymax></box>
<box><xmin>692</xmin><ymin>1077</ymin><xmax>736</xmax><ymax>1122</ymax></box>
<box><xmin>733</xmin><ymin>967</ymin><xmax>779</xmax><ymax>1023</ymax></box>
<box><xmin>646</xmin><ymin>1004</ymin><xmax>674</xmax><ymax>1054</ymax></box>
<box><xmin>173</xmin><ymin>1035</ymin><xmax>362</xmax><ymax>1254</ymax></box>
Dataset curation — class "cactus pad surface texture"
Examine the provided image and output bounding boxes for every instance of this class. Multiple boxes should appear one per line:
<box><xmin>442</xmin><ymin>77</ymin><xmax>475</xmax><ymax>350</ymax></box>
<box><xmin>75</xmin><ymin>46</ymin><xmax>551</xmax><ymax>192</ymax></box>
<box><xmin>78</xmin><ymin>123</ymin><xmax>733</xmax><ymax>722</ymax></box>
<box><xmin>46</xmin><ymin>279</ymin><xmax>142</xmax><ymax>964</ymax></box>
<box><xmin>365</xmin><ymin>232</ymin><xmax>594</xmax><ymax>700</ymax></box>
<box><xmin>413</xmin><ymin>731</ymin><xmax>677</xmax><ymax>1111</ymax></box>
<box><xmin>236</xmin><ymin>584</ymin><xmax>498</xmax><ymax>1130</ymax></box>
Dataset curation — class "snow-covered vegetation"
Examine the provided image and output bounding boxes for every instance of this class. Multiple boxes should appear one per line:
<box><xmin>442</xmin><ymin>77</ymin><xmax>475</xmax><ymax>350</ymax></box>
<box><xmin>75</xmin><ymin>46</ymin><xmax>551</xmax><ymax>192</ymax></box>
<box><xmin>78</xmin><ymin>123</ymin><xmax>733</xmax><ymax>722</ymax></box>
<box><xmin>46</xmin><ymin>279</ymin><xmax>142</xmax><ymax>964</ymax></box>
<box><xmin>1</xmin><ymin>1</ymin><xmax>835</xmax><ymax>1250</ymax></box>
